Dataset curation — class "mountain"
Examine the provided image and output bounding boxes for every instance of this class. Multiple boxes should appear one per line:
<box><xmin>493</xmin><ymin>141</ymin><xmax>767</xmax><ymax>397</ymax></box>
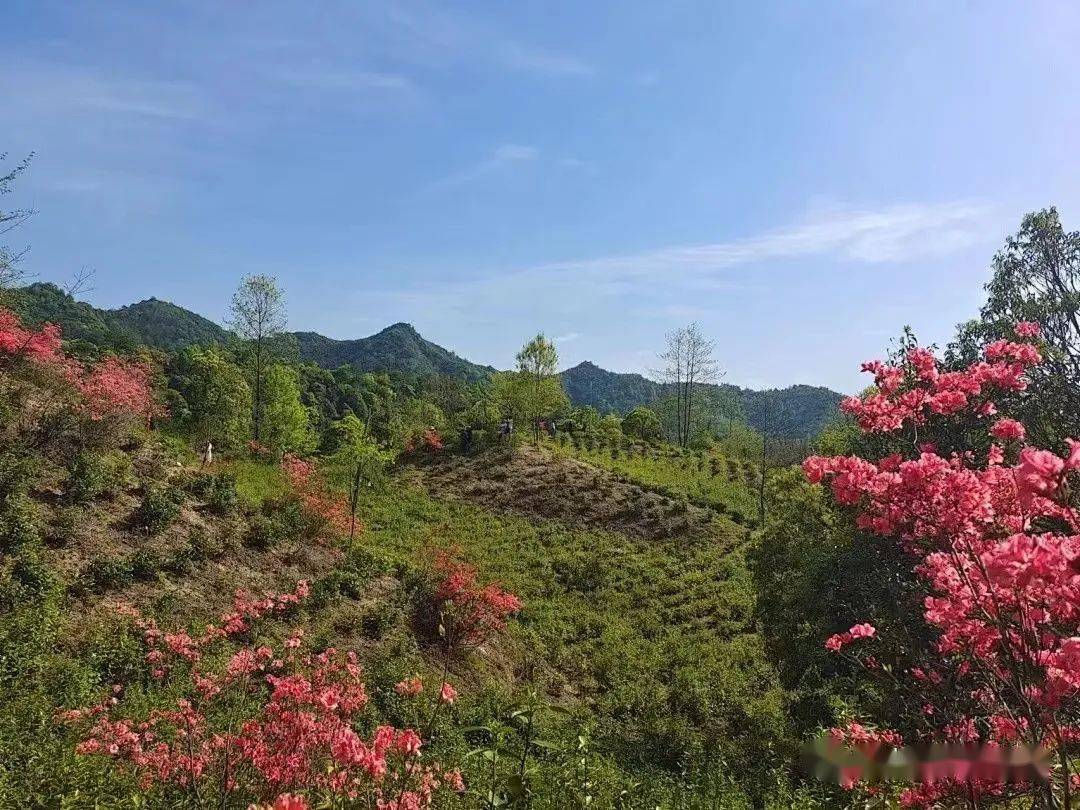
<box><xmin>108</xmin><ymin>297</ymin><xmax>231</xmax><ymax>351</ymax></box>
<box><xmin>9</xmin><ymin>283</ymin><xmax>231</xmax><ymax>352</ymax></box>
<box><xmin>293</xmin><ymin>323</ymin><xmax>493</xmax><ymax>383</ymax></box>
<box><xmin>559</xmin><ymin>360</ymin><xmax>843</xmax><ymax>439</ymax></box>
<box><xmin>7</xmin><ymin>284</ymin><xmax>841</xmax><ymax>436</ymax></box>
<box><xmin>561</xmin><ymin>361</ymin><xmax>661</xmax><ymax>413</ymax></box>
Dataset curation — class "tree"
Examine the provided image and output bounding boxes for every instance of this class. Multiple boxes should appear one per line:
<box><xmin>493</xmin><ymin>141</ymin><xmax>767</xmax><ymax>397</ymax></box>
<box><xmin>171</xmin><ymin>346</ymin><xmax>252</xmax><ymax>451</ymax></box>
<box><xmin>951</xmin><ymin>207</ymin><xmax>1080</xmax><ymax>446</ymax></box>
<box><xmin>261</xmin><ymin>364</ymin><xmax>315</xmax><ymax>457</ymax></box>
<box><xmin>327</xmin><ymin>414</ymin><xmax>386</xmax><ymax>541</ymax></box>
<box><xmin>514</xmin><ymin>333</ymin><xmax>567</xmax><ymax>443</ymax></box>
<box><xmin>657</xmin><ymin>323</ymin><xmax>720</xmax><ymax>448</ymax></box>
<box><xmin>0</xmin><ymin>152</ymin><xmax>34</xmax><ymax>292</ymax></box>
<box><xmin>229</xmin><ymin>274</ymin><xmax>286</xmax><ymax>442</ymax></box>
<box><xmin>621</xmin><ymin>405</ymin><xmax>662</xmax><ymax>442</ymax></box>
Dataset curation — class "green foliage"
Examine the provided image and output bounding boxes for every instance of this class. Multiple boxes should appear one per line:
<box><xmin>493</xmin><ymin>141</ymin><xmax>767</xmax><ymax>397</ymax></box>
<box><xmin>170</xmin><ymin>344</ymin><xmax>253</xmax><ymax>450</ymax></box>
<box><xmin>355</xmin><ymin>484</ymin><xmax>789</xmax><ymax>800</ymax></box>
<box><xmin>750</xmin><ymin>467</ymin><xmax>927</xmax><ymax>736</ymax></box>
<box><xmin>221</xmin><ymin>459</ymin><xmax>287</xmax><ymax>507</ymax></box>
<box><xmin>81</xmin><ymin>555</ymin><xmax>136</xmax><ymax>592</ymax></box>
<box><xmin>261</xmin><ymin>363</ymin><xmax>316</xmax><ymax>455</ymax></box>
<box><xmin>0</xmin><ymin>493</ymin><xmax>40</xmax><ymax>552</ymax></box>
<box><xmin>514</xmin><ymin>333</ymin><xmax>569</xmax><ymax>442</ymax></box>
<box><xmin>65</xmin><ymin>451</ymin><xmax>131</xmax><ymax>504</ymax></box>
<box><xmin>294</xmin><ymin>321</ymin><xmax>493</xmax><ymax>383</ymax></box>
<box><xmin>621</xmin><ymin>405</ymin><xmax>662</xmax><ymax>442</ymax></box>
<box><xmin>949</xmin><ymin>206</ymin><xmax>1080</xmax><ymax>446</ymax></box>
<box><xmin>131</xmin><ymin>484</ymin><xmax>183</xmax><ymax>534</ymax></box>
<box><xmin>554</xmin><ymin>442</ymin><xmax>758</xmax><ymax>525</ymax></box>
<box><xmin>10</xmin><ymin>282</ymin><xmax>228</xmax><ymax>353</ymax></box>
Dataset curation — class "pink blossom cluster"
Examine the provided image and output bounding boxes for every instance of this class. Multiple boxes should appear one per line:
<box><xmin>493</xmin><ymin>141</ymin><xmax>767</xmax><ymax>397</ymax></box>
<box><xmin>433</xmin><ymin>551</ymin><xmax>523</xmax><ymax>651</ymax></box>
<box><xmin>840</xmin><ymin>323</ymin><xmax>1042</xmax><ymax>432</ymax></box>
<box><xmin>0</xmin><ymin>306</ymin><xmax>162</xmax><ymax>423</ymax></box>
<box><xmin>139</xmin><ymin>581</ymin><xmax>310</xmax><ymax>679</ymax></box>
<box><xmin>281</xmin><ymin>454</ymin><xmax>353</xmax><ymax>537</ymax></box>
<box><xmin>61</xmin><ymin>580</ymin><xmax>464</xmax><ymax>808</ymax></box>
<box><xmin>804</xmin><ymin>322</ymin><xmax>1080</xmax><ymax>806</ymax></box>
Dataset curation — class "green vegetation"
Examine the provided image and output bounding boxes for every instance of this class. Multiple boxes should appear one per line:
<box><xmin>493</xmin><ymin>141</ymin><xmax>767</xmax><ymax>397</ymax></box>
<box><xmin>553</xmin><ymin>440</ymin><xmax>760</xmax><ymax>526</ymax></box>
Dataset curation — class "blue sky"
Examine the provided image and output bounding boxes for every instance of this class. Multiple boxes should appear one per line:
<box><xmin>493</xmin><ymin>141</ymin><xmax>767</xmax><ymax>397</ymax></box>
<box><xmin>3</xmin><ymin>1</ymin><xmax>1080</xmax><ymax>392</ymax></box>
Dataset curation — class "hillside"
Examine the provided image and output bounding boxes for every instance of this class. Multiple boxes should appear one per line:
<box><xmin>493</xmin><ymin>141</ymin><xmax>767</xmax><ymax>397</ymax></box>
<box><xmin>294</xmin><ymin>322</ymin><xmax>494</xmax><ymax>382</ymax></box>
<box><xmin>560</xmin><ymin>360</ymin><xmax>844</xmax><ymax>439</ymax></box>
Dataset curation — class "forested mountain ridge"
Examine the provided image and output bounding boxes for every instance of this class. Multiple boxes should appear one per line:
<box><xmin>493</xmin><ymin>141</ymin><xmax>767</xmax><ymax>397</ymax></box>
<box><xmin>8</xmin><ymin>282</ymin><xmax>230</xmax><ymax>352</ymax></box>
<box><xmin>8</xmin><ymin>283</ymin><xmax>842</xmax><ymax>437</ymax></box>
<box><xmin>560</xmin><ymin>359</ymin><xmax>844</xmax><ymax>439</ymax></box>
<box><xmin>293</xmin><ymin>322</ymin><xmax>494</xmax><ymax>383</ymax></box>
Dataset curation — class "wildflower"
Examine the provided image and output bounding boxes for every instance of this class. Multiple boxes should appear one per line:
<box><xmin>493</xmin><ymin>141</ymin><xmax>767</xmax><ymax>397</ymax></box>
<box><xmin>439</xmin><ymin>682</ymin><xmax>458</xmax><ymax>705</ymax></box>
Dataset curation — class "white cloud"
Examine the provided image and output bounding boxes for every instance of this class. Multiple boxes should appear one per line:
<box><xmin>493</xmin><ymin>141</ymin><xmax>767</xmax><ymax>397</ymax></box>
<box><xmin>496</xmin><ymin>42</ymin><xmax>592</xmax><ymax>76</ymax></box>
<box><xmin>553</xmin><ymin>332</ymin><xmax>580</xmax><ymax>343</ymax></box>
<box><xmin>271</xmin><ymin>68</ymin><xmax>416</xmax><ymax>93</ymax></box>
<box><xmin>534</xmin><ymin>200</ymin><xmax>991</xmax><ymax>278</ymax></box>
<box><xmin>364</xmin><ymin>199</ymin><xmax>995</xmax><ymax>320</ymax></box>
<box><xmin>424</xmin><ymin>144</ymin><xmax>539</xmax><ymax>192</ymax></box>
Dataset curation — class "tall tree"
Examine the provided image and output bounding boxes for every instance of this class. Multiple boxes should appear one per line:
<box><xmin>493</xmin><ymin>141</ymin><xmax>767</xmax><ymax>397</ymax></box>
<box><xmin>171</xmin><ymin>345</ymin><xmax>252</xmax><ymax>451</ymax></box>
<box><xmin>658</xmin><ymin>323</ymin><xmax>720</xmax><ymax>448</ymax></box>
<box><xmin>950</xmin><ymin>207</ymin><xmax>1080</xmax><ymax>445</ymax></box>
<box><xmin>261</xmin><ymin>363</ymin><xmax>315</xmax><ymax>456</ymax></box>
<box><xmin>514</xmin><ymin>333</ymin><xmax>566</xmax><ymax>443</ymax></box>
<box><xmin>0</xmin><ymin>152</ymin><xmax>34</xmax><ymax>292</ymax></box>
<box><xmin>228</xmin><ymin>274</ymin><xmax>286</xmax><ymax>442</ymax></box>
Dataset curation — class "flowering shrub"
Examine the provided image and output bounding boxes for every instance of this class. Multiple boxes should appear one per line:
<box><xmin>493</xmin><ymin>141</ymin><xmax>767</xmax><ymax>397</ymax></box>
<box><xmin>61</xmin><ymin>581</ymin><xmax>464</xmax><ymax>808</ymax></box>
<box><xmin>403</xmin><ymin>428</ymin><xmax>445</xmax><ymax>456</ymax></box>
<box><xmin>804</xmin><ymin>322</ymin><xmax>1080</xmax><ymax>805</ymax></box>
<box><xmin>432</xmin><ymin>551</ymin><xmax>522</xmax><ymax>652</ymax></box>
<box><xmin>281</xmin><ymin>455</ymin><xmax>351</xmax><ymax>538</ymax></box>
<box><xmin>0</xmin><ymin>306</ymin><xmax>162</xmax><ymax>425</ymax></box>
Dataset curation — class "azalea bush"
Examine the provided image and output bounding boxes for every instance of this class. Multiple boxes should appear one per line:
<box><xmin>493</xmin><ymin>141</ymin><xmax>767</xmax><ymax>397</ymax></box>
<box><xmin>281</xmin><ymin>454</ymin><xmax>351</xmax><ymax>539</ymax></box>
<box><xmin>61</xmin><ymin>581</ymin><xmax>465</xmax><ymax>809</ymax></box>
<box><xmin>430</xmin><ymin>550</ymin><xmax>522</xmax><ymax>655</ymax></box>
<box><xmin>804</xmin><ymin>322</ymin><xmax>1080</xmax><ymax>806</ymax></box>
<box><xmin>0</xmin><ymin>306</ymin><xmax>163</xmax><ymax>437</ymax></box>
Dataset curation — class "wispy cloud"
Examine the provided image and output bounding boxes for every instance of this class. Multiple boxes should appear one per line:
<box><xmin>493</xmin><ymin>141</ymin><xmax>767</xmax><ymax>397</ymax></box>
<box><xmin>496</xmin><ymin>42</ymin><xmax>592</xmax><ymax>76</ymax></box>
<box><xmin>363</xmin><ymin>199</ymin><xmax>995</xmax><ymax>321</ymax></box>
<box><xmin>271</xmin><ymin>68</ymin><xmax>416</xmax><ymax>94</ymax></box>
<box><xmin>425</xmin><ymin>144</ymin><xmax>539</xmax><ymax>192</ymax></box>
<box><xmin>535</xmin><ymin>200</ymin><xmax>992</xmax><ymax>279</ymax></box>
<box><xmin>553</xmin><ymin>332</ymin><xmax>581</xmax><ymax>343</ymax></box>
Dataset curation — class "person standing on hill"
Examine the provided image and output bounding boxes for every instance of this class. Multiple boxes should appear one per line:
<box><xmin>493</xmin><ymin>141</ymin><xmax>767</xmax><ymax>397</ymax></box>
<box><xmin>202</xmin><ymin>441</ymin><xmax>214</xmax><ymax>468</ymax></box>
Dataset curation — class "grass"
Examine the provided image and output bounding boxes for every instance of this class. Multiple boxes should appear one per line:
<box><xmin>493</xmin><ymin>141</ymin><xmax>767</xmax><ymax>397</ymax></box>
<box><xmin>219</xmin><ymin>458</ymin><xmax>287</xmax><ymax>507</ymax></box>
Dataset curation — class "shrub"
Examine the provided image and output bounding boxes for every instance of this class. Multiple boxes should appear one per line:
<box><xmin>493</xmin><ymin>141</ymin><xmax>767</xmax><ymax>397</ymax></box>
<box><xmin>65</xmin><ymin>452</ymin><xmax>131</xmax><ymax>504</ymax></box>
<box><xmin>0</xmin><ymin>451</ymin><xmax>38</xmax><ymax>499</ymax></box>
<box><xmin>129</xmin><ymin>549</ymin><xmax>161</xmax><ymax>581</ymax></box>
<box><xmin>82</xmin><ymin>556</ymin><xmax>135</xmax><ymax>592</ymax></box>
<box><xmin>184</xmin><ymin>472</ymin><xmax>237</xmax><ymax>513</ymax></box>
<box><xmin>187</xmin><ymin>527</ymin><xmax>224</xmax><ymax>560</ymax></box>
<box><xmin>244</xmin><ymin>514</ymin><xmax>280</xmax><ymax>550</ymax></box>
<box><xmin>45</xmin><ymin>506</ymin><xmax>80</xmax><ymax>547</ymax></box>
<box><xmin>0</xmin><ymin>493</ymin><xmax>41</xmax><ymax>551</ymax></box>
<box><xmin>3</xmin><ymin>550</ymin><xmax>58</xmax><ymax>604</ymax></box>
<box><xmin>206</xmin><ymin>472</ymin><xmax>238</xmax><ymax>513</ymax></box>
<box><xmin>131</xmin><ymin>485</ymin><xmax>183</xmax><ymax>534</ymax></box>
